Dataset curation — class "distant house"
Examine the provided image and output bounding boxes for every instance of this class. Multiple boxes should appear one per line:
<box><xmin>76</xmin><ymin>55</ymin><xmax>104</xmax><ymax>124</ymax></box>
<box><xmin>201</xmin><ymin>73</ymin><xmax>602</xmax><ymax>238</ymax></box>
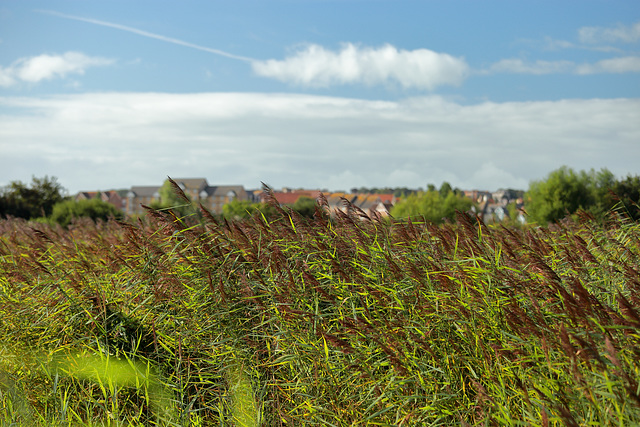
<box><xmin>125</xmin><ymin>178</ymin><xmax>248</xmax><ymax>216</ymax></box>
<box><xmin>172</xmin><ymin>178</ymin><xmax>209</xmax><ymax>201</ymax></box>
<box><xmin>464</xmin><ymin>190</ymin><xmax>492</xmax><ymax>204</ymax></box>
<box><xmin>353</xmin><ymin>194</ymin><xmax>395</xmax><ymax>218</ymax></box>
<box><xmin>126</xmin><ymin>186</ymin><xmax>161</xmax><ymax>215</ymax></box>
<box><xmin>325</xmin><ymin>192</ymin><xmax>354</xmax><ymax>215</ymax></box>
<box><xmin>201</xmin><ymin>185</ymin><xmax>248</xmax><ymax>214</ymax></box>
<box><xmin>75</xmin><ymin>190</ymin><xmax>126</xmax><ymax>213</ymax></box>
<box><xmin>258</xmin><ymin>189</ymin><xmax>322</xmax><ymax>205</ymax></box>
<box><xmin>123</xmin><ymin>181</ymin><xmax>400</xmax><ymax>218</ymax></box>
<box><xmin>480</xmin><ymin>201</ymin><xmax>526</xmax><ymax>224</ymax></box>
<box><xmin>324</xmin><ymin>192</ymin><xmax>395</xmax><ymax>219</ymax></box>
<box><xmin>486</xmin><ymin>204</ymin><xmax>509</xmax><ymax>223</ymax></box>
<box><xmin>492</xmin><ymin>189</ymin><xmax>525</xmax><ymax>206</ymax></box>
<box><xmin>252</xmin><ymin>189</ymin><xmax>395</xmax><ymax>219</ymax></box>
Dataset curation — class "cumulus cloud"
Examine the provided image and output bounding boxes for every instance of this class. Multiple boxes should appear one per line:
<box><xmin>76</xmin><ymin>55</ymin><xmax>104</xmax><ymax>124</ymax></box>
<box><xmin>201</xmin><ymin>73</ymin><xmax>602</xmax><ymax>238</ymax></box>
<box><xmin>1</xmin><ymin>92</ymin><xmax>638</xmax><ymax>193</ymax></box>
<box><xmin>579</xmin><ymin>21</ymin><xmax>640</xmax><ymax>44</ymax></box>
<box><xmin>251</xmin><ymin>43</ymin><xmax>469</xmax><ymax>90</ymax></box>
<box><xmin>0</xmin><ymin>52</ymin><xmax>114</xmax><ymax>87</ymax></box>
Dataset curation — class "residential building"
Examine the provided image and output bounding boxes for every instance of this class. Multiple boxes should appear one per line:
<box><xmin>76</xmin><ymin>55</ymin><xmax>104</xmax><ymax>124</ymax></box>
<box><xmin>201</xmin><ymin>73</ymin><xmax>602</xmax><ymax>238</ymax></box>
<box><xmin>126</xmin><ymin>186</ymin><xmax>161</xmax><ymax>215</ymax></box>
<box><xmin>252</xmin><ymin>189</ymin><xmax>395</xmax><ymax>219</ymax></box>
<box><xmin>125</xmin><ymin>178</ymin><xmax>248</xmax><ymax>216</ymax></box>
<box><xmin>257</xmin><ymin>189</ymin><xmax>322</xmax><ymax>205</ymax></box>
<box><xmin>325</xmin><ymin>192</ymin><xmax>395</xmax><ymax>219</ymax></box>
<box><xmin>75</xmin><ymin>190</ymin><xmax>126</xmax><ymax>212</ymax></box>
<box><xmin>201</xmin><ymin>184</ymin><xmax>248</xmax><ymax>214</ymax></box>
<box><xmin>464</xmin><ymin>190</ymin><xmax>492</xmax><ymax>204</ymax></box>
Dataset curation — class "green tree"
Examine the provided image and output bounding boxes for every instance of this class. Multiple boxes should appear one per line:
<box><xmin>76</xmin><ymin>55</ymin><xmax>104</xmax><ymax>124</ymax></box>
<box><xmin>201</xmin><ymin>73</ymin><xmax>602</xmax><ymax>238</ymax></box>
<box><xmin>50</xmin><ymin>198</ymin><xmax>123</xmax><ymax>227</ymax></box>
<box><xmin>586</xmin><ymin>168</ymin><xmax>617</xmax><ymax>218</ymax></box>
<box><xmin>439</xmin><ymin>182</ymin><xmax>452</xmax><ymax>198</ymax></box>
<box><xmin>291</xmin><ymin>196</ymin><xmax>317</xmax><ymax>218</ymax></box>
<box><xmin>526</xmin><ymin>167</ymin><xmax>593</xmax><ymax>224</ymax></box>
<box><xmin>524</xmin><ymin>166</ymin><xmax>629</xmax><ymax>224</ymax></box>
<box><xmin>441</xmin><ymin>192</ymin><xmax>473</xmax><ymax>220</ymax></box>
<box><xmin>223</xmin><ymin>200</ymin><xmax>276</xmax><ymax>220</ymax></box>
<box><xmin>607</xmin><ymin>174</ymin><xmax>640</xmax><ymax>220</ymax></box>
<box><xmin>150</xmin><ymin>179</ymin><xmax>195</xmax><ymax>217</ymax></box>
<box><xmin>159</xmin><ymin>179</ymin><xmax>189</xmax><ymax>207</ymax></box>
<box><xmin>0</xmin><ymin>176</ymin><xmax>66</xmax><ymax>219</ymax></box>
<box><xmin>391</xmin><ymin>188</ymin><xmax>472</xmax><ymax>224</ymax></box>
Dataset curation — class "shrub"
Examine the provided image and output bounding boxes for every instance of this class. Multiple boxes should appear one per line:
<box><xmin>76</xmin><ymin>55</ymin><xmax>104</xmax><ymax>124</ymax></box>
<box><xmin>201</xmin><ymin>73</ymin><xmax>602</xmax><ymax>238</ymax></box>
<box><xmin>391</xmin><ymin>188</ymin><xmax>472</xmax><ymax>222</ymax></box>
<box><xmin>0</xmin><ymin>176</ymin><xmax>65</xmax><ymax>219</ymax></box>
<box><xmin>50</xmin><ymin>198</ymin><xmax>123</xmax><ymax>227</ymax></box>
<box><xmin>526</xmin><ymin>166</ymin><xmax>640</xmax><ymax>224</ymax></box>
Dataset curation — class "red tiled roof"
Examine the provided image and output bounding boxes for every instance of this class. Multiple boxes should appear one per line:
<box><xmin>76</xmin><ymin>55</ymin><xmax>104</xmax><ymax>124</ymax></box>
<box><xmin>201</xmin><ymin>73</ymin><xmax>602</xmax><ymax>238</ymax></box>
<box><xmin>377</xmin><ymin>194</ymin><xmax>394</xmax><ymax>203</ymax></box>
<box><xmin>270</xmin><ymin>190</ymin><xmax>321</xmax><ymax>205</ymax></box>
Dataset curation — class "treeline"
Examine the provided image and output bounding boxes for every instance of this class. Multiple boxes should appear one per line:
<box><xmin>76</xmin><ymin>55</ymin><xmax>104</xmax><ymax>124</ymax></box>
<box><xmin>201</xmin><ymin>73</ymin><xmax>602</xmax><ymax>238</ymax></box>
<box><xmin>2</xmin><ymin>167</ymin><xmax>639</xmax><ymax>226</ymax></box>
<box><xmin>350</xmin><ymin>182</ymin><xmax>466</xmax><ymax>198</ymax></box>
<box><xmin>350</xmin><ymin>186</ymin><xmax>422</xmax><ymax>197</ymax></box>
<box><xmin>389</xmin><ymin>167</ymin><xmax>640</xmax><ymax>224</ymax></box>
<box><xmin>0</xmin><ymin>176</ymin><xmax>320</xmax><ymax>226</ymax></box>
<box><xmin>390</xmin><ymin>182</ymin><xmax>472</xmax><ymax>223</ymax></box>
<box><xmin>0</xmin><ymin>176</ymin><xmax>122</xmax><ymax>226</ymax></box>
<box><xmin>525</xmin><ymin>166</ymin><xmax>640</xmax><ymax>223</ymax></box>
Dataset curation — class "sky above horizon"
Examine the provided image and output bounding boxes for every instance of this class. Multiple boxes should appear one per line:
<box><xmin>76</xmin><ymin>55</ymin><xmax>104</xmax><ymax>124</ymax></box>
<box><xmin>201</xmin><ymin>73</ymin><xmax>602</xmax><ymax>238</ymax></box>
<box><xmin>1</xmin><ymin>0</ymin><xmax>639</xmax><ymax>194</ymax></box>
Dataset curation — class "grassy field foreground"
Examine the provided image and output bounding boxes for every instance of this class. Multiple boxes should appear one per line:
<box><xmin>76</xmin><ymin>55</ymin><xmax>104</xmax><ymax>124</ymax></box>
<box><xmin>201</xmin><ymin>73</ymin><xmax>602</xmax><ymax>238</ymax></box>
<box><xmin>1</xmin><ymin>195</ymin><xmax>639</xmax><ymax>426</ymax></box>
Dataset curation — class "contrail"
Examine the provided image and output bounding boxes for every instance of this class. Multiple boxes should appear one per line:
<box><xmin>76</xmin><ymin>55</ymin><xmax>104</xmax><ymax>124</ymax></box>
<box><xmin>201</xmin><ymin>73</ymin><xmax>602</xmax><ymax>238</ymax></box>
<box><xmin>36</xmin><ymin>9</ymin><xmax>256</xmax><ymax>62</ymax></box>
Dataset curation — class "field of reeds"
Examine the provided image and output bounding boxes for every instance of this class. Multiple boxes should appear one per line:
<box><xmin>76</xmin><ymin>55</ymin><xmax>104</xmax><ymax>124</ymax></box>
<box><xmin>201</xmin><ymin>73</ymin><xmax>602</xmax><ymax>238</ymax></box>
<box><xmin>1</xmin><ymin>187</ymin><xmax>639</xmax><ymax>426</ymax></box>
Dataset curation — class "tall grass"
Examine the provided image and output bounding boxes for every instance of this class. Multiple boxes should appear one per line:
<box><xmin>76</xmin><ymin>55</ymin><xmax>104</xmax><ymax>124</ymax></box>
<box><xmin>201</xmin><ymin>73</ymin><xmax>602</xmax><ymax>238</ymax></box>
<box><xmin>0</xmin><ymin>192</ymin><xmax>639</xmax><ymax>425</ymax></box>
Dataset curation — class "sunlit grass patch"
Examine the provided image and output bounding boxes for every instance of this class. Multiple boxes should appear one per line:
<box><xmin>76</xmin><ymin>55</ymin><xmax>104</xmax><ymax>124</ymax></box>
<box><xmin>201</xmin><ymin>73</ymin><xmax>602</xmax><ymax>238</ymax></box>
<box><xmin>226</xmin><ymin>354</ymin><xmax>260</xmax><ymax>427</ymax></box>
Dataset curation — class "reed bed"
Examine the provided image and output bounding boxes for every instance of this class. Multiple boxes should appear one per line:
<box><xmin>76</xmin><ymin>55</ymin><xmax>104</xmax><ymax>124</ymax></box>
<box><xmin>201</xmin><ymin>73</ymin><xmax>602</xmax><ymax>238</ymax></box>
<box><xmin>0</xmin><ymin>189</ymin><xmax>639</xmax><ymax>426</ymax></box>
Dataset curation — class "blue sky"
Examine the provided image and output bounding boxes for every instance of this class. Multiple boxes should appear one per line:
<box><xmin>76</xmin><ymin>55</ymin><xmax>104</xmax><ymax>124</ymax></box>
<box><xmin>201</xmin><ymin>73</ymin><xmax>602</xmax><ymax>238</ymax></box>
<box><xmin>1</xmin><ymin>0</ymin><xmax>639</xmax><ymax>193</ymax></box>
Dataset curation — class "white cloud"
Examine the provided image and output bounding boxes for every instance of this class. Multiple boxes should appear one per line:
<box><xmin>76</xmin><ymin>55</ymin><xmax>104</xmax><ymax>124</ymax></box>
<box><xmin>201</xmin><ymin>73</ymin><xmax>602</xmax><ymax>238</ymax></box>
<box><xmin>325</xmin><ymin>170</ymin><xmax>368</xmax><ymax>191</ymax></box>
<box><xmin>542</xmin><ymin>36</ymin><xmax>575</xmax><ymax>51</ymax></box>
<box><xmin>487</xmin><ymin>56</ymin><xmax>640</xmax><ymax>75</ymax></box>
<box><xmin>541</xmin><ymin>36</ymin><xmax>622</xmax><ymax>53</ymax></box>
<box><xmin>251</xmin><ymin>43</ymin><xmax>469</xmax><ymax>90</ymax></box>
<box><xmin>0</xmin><ymin>52</ymin><xmax>114</xmax><ymax>87</ymax></box>
<box><xmin>579</xmin><ymin>21</ymin><xmax>640</xmax><ymax>44</ymax></box>
<box><xmin>387</xmin><ymin>169</ymin><xmax>425</xmax><ymax>188</ymax></box>
<box><xmin>487</xmin><ymin>59</ymin><xmax>574</xmax><ymax>75</ymax></box>
<box><xmin>1</xmin><ymin>92</ymin><xmax>638</xmax><ymax>193</ymax></box>
<box><xmin>576</xmin><ymin>56</ymin><xmax>640</xmax><ymax>74</ymax></box>
<box><xmin>0</xmin><ymin>69</ymin><xmax>15</xmax><ymax>87</ymax></box>
<box><xmin>464</xmin><ymin>163</ymin><xmax>529</xmax><ymax>191</ymax></box>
